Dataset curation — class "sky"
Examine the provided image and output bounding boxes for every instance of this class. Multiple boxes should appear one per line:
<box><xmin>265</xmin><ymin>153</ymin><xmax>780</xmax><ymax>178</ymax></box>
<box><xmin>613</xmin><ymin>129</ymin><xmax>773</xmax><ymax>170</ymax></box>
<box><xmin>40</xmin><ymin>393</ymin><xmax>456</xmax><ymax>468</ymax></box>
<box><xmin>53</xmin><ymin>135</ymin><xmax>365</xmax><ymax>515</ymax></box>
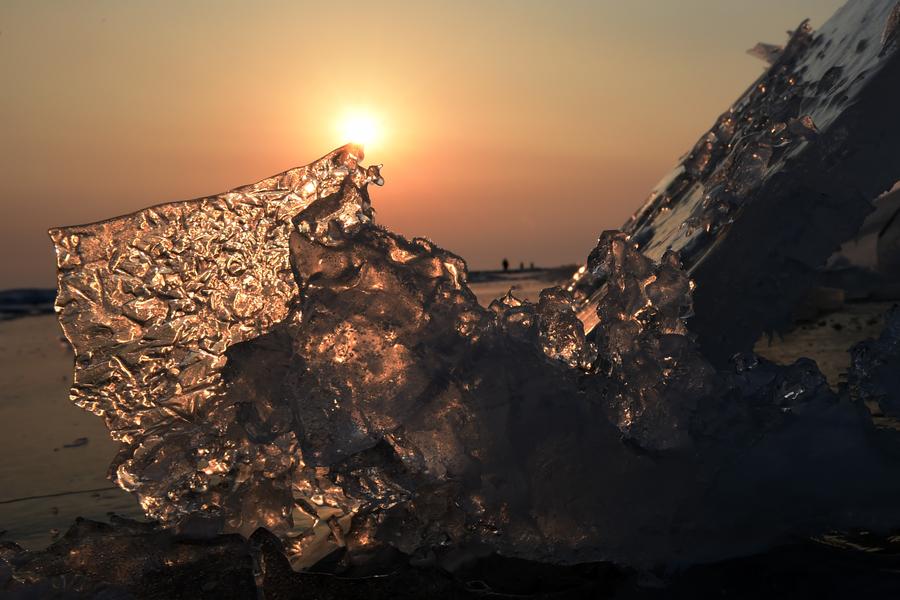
<box><xmin>0</xmin><ymin>0</ymin><xmax>845</xmax><ymax>288</ymax></box>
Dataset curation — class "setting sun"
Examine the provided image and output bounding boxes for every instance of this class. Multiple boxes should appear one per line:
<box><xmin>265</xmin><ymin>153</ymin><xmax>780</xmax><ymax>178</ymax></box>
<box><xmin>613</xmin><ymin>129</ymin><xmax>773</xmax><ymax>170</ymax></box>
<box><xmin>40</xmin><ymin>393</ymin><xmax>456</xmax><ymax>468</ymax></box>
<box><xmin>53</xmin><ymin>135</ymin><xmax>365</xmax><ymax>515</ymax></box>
<box><xmin>339</xmin><ymin>112</ymin><xmax>381</xmax><ymax>149</ymax></box>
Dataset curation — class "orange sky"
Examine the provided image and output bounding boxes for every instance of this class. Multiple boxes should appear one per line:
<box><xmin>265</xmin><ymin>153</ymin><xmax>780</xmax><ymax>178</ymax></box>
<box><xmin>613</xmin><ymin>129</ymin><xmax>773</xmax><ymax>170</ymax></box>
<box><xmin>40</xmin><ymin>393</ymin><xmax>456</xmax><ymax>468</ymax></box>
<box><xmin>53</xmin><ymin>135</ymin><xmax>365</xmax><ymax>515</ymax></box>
<box><xmin>0</xmin><ymin>0</ymin><xmax>844</xmax><ymax>288</ymax></box>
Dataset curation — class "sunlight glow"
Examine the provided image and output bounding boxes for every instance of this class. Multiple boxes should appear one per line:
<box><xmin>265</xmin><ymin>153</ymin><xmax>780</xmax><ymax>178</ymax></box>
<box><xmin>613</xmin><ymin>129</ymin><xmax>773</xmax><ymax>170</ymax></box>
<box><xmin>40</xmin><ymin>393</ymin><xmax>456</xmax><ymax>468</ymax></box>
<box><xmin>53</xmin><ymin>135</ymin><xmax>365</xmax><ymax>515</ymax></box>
<box><xmin>339</xmin><ymin>112</ymin><xmax>381</xmax><ymax>148</ymax></box>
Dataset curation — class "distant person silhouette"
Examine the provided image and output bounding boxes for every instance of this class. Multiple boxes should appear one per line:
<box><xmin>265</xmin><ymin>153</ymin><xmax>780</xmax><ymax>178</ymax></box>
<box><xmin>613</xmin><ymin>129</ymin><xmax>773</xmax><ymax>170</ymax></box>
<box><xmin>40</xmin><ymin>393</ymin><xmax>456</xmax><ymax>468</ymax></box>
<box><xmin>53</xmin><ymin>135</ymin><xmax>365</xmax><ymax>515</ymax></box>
<box><xmin>529</xmin><ymin>262</ymin><xmax>534</xmax><ymax>270</ymax></box>
<box><xmin>519</xmin><ymin>262</ymin><xmax>524</xmax><ymax>271</ymax></box>
<box><xmin>502</xmin><ymin>258</ymin><xmax>509</xmax><ymax>272</ymax></box>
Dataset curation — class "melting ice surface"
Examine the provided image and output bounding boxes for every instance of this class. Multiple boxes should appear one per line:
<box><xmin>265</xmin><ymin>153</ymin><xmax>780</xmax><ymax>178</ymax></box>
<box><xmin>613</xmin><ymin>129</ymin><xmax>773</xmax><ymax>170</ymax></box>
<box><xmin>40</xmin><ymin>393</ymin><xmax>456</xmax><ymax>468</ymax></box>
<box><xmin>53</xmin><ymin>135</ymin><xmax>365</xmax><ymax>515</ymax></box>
<box><xmin>50</xmin><ymin>143</ymin><xmax>900</xmax><ymax>571</ymax></box>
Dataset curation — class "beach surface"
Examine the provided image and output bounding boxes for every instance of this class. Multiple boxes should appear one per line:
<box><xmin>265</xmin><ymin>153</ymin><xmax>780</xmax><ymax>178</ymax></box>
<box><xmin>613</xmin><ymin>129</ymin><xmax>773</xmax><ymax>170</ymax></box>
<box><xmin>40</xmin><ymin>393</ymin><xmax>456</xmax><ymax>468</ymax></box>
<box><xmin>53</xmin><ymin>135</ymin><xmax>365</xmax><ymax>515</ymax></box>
<box><xmin>0</xmin><ymin>314</ymin><xmax>142</xmax><ymax>550</ymax></box>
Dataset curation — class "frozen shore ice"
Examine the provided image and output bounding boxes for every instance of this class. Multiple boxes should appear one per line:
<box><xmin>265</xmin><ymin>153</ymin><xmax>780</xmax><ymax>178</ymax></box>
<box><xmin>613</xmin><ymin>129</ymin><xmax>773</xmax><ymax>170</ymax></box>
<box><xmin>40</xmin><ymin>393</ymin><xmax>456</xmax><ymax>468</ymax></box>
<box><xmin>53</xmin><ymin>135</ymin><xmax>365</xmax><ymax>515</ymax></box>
<box><xmin>41</xmin><ymin>0</ymin><xmax>900</xmax><ymax>578</ymax></box>
<box><xmin>48</xmin><ymin>141</ymin><xmax>900</xmax><ymax>571</ymax></box>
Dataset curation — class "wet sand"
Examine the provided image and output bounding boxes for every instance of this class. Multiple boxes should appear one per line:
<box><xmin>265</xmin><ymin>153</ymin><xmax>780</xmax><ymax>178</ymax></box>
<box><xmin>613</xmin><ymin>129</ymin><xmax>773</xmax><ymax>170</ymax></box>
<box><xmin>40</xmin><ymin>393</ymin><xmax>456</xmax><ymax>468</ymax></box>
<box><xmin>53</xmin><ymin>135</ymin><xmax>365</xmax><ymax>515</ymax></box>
<box><xmin>468</xmin><ymin>268</ymin><xmax>575</xmax><ymax>305</ymax></box>
<box><xmin>754</xmin><ymin>301</ymin><xmax>897</xmax><ymax>388</ymax></box>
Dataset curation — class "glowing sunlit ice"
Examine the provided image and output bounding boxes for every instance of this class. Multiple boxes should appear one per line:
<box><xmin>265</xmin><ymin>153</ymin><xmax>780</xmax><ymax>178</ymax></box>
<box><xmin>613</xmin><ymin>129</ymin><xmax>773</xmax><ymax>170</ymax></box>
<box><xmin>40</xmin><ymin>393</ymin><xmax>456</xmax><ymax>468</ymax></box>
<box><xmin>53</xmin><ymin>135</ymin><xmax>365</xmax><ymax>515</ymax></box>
<box><xmin>338</xmin><ymin>111</ymin><xmax>382</xmax><ymax>149</ymax></box>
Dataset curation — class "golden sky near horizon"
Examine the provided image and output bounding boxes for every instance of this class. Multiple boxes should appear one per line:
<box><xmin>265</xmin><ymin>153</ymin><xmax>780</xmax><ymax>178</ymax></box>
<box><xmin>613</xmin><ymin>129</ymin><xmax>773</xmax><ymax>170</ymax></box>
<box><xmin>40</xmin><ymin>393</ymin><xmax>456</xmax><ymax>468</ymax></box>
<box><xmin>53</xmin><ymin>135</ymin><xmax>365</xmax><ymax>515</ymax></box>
<box><xmin>0</xmin><ymin>0</ymin><xmax>844</xmax><ymax>288</ymax></box>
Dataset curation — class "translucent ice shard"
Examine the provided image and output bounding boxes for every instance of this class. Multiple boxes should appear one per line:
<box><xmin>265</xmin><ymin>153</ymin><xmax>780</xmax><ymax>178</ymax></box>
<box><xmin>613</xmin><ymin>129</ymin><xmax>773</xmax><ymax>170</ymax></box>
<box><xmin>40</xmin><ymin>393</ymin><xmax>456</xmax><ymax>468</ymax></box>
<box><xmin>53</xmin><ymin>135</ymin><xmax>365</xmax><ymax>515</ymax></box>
<box><xmin>534</xmin><ymin>287</ymin><xmax>595</xmax><ymax>369</ymax></box>
<box><xmin>586</xmin><ymin>232</ymin><xmax>713</xmax><ymax>450</ymax></box>
<box><xmin>50</xmin><ymin>145</ymin><xmax>376</xmax><ymax>533</ymax></box>
<box><xmin>746</xmin><ymin>42</ymin><xmax>783</xmax><ymax>64</ymax></box>
<box><xmin>577</xmin><ymin>0</ymin><xmax>900</xmax><ymax>363</ymax></box>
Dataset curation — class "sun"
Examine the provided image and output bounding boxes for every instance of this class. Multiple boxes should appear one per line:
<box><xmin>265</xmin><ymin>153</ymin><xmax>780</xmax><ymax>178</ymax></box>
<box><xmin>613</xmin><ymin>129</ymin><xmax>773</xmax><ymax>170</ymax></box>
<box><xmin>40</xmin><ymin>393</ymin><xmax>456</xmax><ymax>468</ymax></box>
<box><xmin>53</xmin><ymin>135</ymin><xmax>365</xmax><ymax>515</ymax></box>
<box><xmin>339</xmin><ymin>112</ymin><xmax>381</xmax><ymax>149</ymax></box>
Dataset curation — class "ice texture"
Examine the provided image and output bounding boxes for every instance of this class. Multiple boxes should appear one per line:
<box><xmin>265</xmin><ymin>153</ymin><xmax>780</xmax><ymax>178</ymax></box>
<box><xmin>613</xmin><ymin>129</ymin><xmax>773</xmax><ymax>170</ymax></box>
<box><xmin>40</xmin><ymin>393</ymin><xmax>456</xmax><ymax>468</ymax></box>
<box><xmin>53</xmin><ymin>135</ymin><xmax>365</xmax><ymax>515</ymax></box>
<box><xmin>45</xmin><ymin>0</ymin><xmax>900</xmax><ymax>575</ymax></box>
<box><xmin>51</xmin><ymin>143</ymin><xmax>900</xmax><ymax>571</ymax></box>
<box><xmin>49</xmin><ymin>145</ymin><xmax>376</xmax><ymax>535</ymax></box>
<box><xmin>586</xmin><ymin>232</ymin><xmax>713</xmax><ymax>450</ymax></box>
<box><xmin>574</xmin><ymin>0</ymin><xmax>900</xmax><ymax>363</ymax></box>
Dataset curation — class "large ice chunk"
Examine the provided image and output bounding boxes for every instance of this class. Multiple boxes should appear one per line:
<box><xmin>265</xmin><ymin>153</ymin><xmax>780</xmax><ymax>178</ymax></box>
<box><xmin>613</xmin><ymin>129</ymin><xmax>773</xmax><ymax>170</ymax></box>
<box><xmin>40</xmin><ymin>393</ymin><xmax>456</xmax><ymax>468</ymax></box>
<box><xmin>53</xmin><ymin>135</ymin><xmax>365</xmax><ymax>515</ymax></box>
<box><xmin>50</xmin><ymin>145</ymin><xmax>900</xmax><ymax>570</ymax></box>
<box><xmin>576</xmin><ymin>0</ymin><xmax>900</xmax><ymax>363</ymax></box>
